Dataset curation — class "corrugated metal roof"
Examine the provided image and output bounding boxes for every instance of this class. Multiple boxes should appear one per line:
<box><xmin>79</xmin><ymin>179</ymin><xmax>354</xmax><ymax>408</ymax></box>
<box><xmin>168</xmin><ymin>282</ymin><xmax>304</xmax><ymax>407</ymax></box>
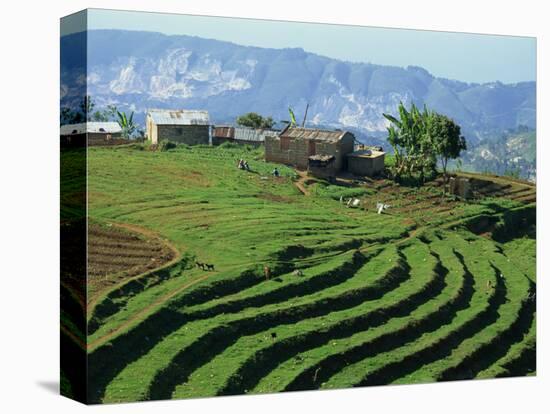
<box><xmin>280</xmin><ymin>127</ymin><xmax>349</xmax><ymax>142</ymax></box>
<box><xmin>213</xmin><ymin>126</ymin><xmax>235</xmax><ymax>139</ymax></box>
<box><xmin>347</xmin><ymin>149</ymin><xmax>386</xmax><ymax>159</ymax></box>
<box><xmin>309</xmin><ymin>154</ymin><xmax>335</xmax><ymax>162</ymax></box>
<box><xmin>147</xmin><ymin>109</ymin><xmax>210</xmax><ymax>125</ymax></box>
<box><xmin>213</xmin><ymin>126</ymin><xmax>279</xmax><ymax>142</ymax></box>
<box><xmin>234</xmin><ymin>127</ymin><xmax>279</xmax><ymax>142</ymax></box>
<box><xmin>60</xmin><ymin>122</ymin><xmax>122</xmax><ymax>135</ymax></box>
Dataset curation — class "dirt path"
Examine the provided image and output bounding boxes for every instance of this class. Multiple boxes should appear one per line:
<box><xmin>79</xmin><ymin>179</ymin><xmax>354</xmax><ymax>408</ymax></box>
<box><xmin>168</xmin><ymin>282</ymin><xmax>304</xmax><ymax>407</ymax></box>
<box><xmin>294</xmin><ymin>170</ymin><xmax>311</xmax><ymax>196</ymax></box>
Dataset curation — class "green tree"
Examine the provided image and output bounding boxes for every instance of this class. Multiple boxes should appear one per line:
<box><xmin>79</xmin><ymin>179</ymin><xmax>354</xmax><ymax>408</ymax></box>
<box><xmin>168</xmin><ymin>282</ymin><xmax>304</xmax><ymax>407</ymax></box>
<box><xmin>90</xmin><ymin>104</ymin><xmax>117</xmax><ymax>122</ymax></box>
<box><xmin>384</xmin><ymin>102</ymin><xmax>467</xmax><ymax>185</ymax></box>
<box><xmin>60</xmin><ymin>106</ymin><xmax>84</xmax><ymax>125</ymax></box>
<box><xmin>60</xmin><ymin>97</ymin><xmax>121</xmax><ymax>126</ymax></box>
<box><xmin>91</xmin><ymin>110</ymin><xmax>110</xmax><ymax>122</ymax></box>
<box><xmin>383</xmin><ymin>102</ymin><xmax>435</xmax><ymax>182</ymax></box>
<box><xmin>60</xmin><ymin>95</ymin><xmax>92</xmax><ymax>125</ymax></box>
<box><xmin>236</xmin><ymin>112</ymin><xmax>275</xmax><ymax>129</ymax></box>
<box><xmin>106</xmin><ymin>105</ymin><xmax>118</xmax><ymax>119</ymax></box>
<box><xmin>428</xmin><ymin>114</ymin><xmax>467</xmax><ymax>184</ymax></box>
<box><xmin>80</xmin><ymin>95</ymin><xmax>95</xmax><ymax>121</ymax></box>
<box><xmin>117</xmin><ymin>110</ymin><xmax>136</xmax><ymax>138</ymax></box>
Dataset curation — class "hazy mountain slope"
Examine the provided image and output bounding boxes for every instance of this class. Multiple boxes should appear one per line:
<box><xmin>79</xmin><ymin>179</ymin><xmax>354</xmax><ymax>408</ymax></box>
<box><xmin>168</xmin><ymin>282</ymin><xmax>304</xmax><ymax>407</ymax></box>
<box><xmin>60</xmin><ymin>29</ymin><xmax>536</xmax><ymax>179</ymax></box>
<box><xmin>61</xmin><ymin>30</ymin><xmax>535</xmax><ymax>136</ymax></box>
<box><xmin>459</xmin><ymin>127</ymin><xmax>536</xmax><ymax>181</ymax></box>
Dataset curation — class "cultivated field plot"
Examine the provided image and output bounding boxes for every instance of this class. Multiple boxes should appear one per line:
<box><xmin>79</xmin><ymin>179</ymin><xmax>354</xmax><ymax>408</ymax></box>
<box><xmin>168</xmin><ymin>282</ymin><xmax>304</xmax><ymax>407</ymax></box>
<box><xmin>87</xmin><ymin>222</ymin><xmax>177</xmax><ymax>303</ymax></box>
<box><xmin>73</xmin><ymin>145</ymin><xmax>535</xmax><ymax>403</ymax></box>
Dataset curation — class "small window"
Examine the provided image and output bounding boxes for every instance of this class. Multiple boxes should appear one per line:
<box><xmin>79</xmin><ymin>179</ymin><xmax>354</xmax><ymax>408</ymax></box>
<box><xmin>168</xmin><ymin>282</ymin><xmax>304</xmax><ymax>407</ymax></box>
<box><xmin>99</xmin><ymin>128</ymin><xmax>106</xmax><ymax>132</ymax></box>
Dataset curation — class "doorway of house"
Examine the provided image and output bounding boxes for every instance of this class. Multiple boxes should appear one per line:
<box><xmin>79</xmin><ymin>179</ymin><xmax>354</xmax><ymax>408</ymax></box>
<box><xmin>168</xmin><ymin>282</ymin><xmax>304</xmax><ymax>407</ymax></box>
<box><xmin>308</xmin><ymin>140</ymin><xmax>316</xmax><ymax>156</ymax></box>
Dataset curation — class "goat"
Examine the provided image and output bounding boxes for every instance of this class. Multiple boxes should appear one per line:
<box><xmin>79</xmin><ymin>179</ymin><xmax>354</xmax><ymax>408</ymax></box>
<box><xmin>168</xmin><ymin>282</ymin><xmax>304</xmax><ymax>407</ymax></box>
<box><xmin>196</xmin><ymin>261</ymin><xmax>215</xmax><ymax>271</ymax></box>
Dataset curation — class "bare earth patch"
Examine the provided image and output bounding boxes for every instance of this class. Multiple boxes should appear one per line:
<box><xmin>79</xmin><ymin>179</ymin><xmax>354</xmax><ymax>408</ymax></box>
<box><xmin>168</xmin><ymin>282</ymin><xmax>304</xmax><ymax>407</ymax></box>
<box><xmin>87</xmin><ymin>222</ymin><xmax>177</xmax><ymax>303</ymax></box>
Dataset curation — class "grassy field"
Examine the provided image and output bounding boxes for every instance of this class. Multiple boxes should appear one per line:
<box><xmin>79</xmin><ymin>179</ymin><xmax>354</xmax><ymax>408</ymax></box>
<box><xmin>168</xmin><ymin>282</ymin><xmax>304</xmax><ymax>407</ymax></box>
<box><xmin>61</xmin><ymin>143</ymin><xmax>535</xmax><ymax>403</ymax></box>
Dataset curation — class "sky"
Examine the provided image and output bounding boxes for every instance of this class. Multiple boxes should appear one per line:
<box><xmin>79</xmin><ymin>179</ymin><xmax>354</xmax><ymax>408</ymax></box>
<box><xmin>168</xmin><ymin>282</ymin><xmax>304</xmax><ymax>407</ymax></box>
<box><xmin>62</xmin><ymin>8</ymin><xmax>536</xmax><ymax>84</ymax></box>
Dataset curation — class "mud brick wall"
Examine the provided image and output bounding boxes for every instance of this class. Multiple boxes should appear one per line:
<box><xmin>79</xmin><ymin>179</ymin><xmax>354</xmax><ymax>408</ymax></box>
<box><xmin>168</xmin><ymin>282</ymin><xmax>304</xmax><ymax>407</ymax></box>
<box><xmin>348</xmin><ymin>154</ymin><xmax>385</xmax><ymax>176</ymax></box>
<box><xmin>87</xmin><ymin>133</ymin><xmax>125</xmax><ymax>146</ymax></box>
<box><xmin>157</xmin><ymin>125</ymin><xmax>210</xmax><ymax>145</ymax></box>
<box><xmin>308</xmin><ymin>162</ymin><xmax>338</xmax><ymax>178</ymax></box>
<box><xmin>265</xmin><ymin>136</ymin><xmax>309</xmax><ymax>169</ymax></box>
<box><xmin>266</xmin><ymin>133</ymin><xmax>354</xmax><ymax>171</ymax></box>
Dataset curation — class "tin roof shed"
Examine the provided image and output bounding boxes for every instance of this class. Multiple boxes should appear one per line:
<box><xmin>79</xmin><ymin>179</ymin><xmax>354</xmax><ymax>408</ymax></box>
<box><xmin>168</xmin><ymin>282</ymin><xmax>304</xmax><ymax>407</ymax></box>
<box><xmin>279</xmin><ymin>127</ymin><xmax>349</xmax><ymax>143</ymax></box>
<box><xmin>213</xmin><ymin>126</ymin><xmax>279</xmax><ymax>142</ymax></box>
<box><xmin>60</xmin><ymin>122</ymin><xmax>122</xmax><ymax>135</ymax></box>
<box><xmin>234</xmin><ymin>127</ymin><xmax>279</xmax><ymax>143</ymax></box>
<box><xmin>147</xmin><ymin>109</ymin><xmax>210</xmax><ymax>126</ymax></box>
<box><xmin>213</xmin><ymin>126</ymin><xmax>235</xmax><ymax>139</ymax></box>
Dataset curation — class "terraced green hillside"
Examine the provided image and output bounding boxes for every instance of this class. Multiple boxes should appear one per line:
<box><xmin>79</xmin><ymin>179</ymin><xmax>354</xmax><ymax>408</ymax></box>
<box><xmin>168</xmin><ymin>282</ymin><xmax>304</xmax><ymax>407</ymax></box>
<box><xmin>70</xmin><ymin>144</ymin><xmax>535</xmax><ymax>403</ymax></box>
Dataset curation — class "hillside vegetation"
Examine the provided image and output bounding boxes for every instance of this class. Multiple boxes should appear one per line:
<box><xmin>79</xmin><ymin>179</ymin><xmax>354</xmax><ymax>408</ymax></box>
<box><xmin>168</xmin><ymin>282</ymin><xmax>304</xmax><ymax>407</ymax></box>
<box><xmin>459</xmin><ymin>128</ymin><xmax>536</xmax><ymax>181</ymax></box>
<box><xmin>64</xmin><ymin>144</ymin><xmax>535</xmax><ymax>403</ymax></box>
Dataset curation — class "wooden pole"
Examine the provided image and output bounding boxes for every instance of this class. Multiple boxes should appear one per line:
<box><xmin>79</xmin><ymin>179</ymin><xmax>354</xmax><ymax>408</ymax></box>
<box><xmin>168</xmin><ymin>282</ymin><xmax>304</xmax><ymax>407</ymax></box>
<box><xmin>301</xmin><ymin>103</ymin><xmax>309</xmax><ymax>127</ymax></box>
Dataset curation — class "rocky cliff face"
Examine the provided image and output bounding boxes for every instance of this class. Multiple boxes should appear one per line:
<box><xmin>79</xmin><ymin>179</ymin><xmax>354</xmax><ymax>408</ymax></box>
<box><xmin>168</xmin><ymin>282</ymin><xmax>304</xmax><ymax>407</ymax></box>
<box><xmin>60</xmin><ymin>29</ymin><xmax>536</xmax><ymax>178</ymax></box>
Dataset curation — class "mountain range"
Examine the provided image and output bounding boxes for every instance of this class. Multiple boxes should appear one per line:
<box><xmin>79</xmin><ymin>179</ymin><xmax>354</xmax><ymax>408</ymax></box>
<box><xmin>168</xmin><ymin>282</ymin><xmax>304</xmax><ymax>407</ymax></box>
<box><xmin>61</xmin><ymin>29</ymin><xmax>536</xmax><ymax>179</ymax></box>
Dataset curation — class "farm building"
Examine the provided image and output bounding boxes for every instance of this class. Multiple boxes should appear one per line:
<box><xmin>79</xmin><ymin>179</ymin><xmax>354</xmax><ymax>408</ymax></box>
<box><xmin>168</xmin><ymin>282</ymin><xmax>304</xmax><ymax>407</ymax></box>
<box><xmin>146</xmin><ymin>109</ymin><xmax>210</xmax><ymax>145</ymax></box>
<box><xmin>307</xmin><ymin>154</ymin><xmax>338</xmax><ymax>178</ymax></box>
<box><xmin>212</xmin><ymin>126</ymin><xmax>234</xmax><ymax>145</ymax></box>
<box><xmin>212</xmin><ymin>126</ymin><xmax>279</xmax><ymax>147</ymax></box>
<box><xmin>60</xmin><ymin>122</ymin><xmax>124</xmax><ymax>147</ymax></box>
<box><xmin>265</xmin><ymin>126</ymin><xmax>355</xmax><ymax>171</ymax></box>
<box><xmin>346</xmin><ymin>149</ymin><xmax>386</xmax><ymax>177</ymax></box>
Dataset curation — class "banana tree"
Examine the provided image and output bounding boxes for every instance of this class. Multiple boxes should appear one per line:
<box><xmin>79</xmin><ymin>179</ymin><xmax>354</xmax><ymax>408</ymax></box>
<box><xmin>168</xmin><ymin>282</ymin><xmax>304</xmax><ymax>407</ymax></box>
<box><xmin>383</xmin><ymin>102</ymin><xmax>435</xmax><ymax>182</ymax></box>
<box><xmin>117</xmin><ymin>110</ymin><xmax>136</xmax><ymax>138</ymax></box>
<box><xmin>288</xmin><ymin>106</ymin><xmax>297</xmax><ymax>127</ymax></box>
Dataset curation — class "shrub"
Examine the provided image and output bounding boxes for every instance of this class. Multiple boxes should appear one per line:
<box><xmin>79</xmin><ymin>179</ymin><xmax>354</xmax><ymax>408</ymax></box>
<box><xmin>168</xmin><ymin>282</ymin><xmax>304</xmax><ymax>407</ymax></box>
<box><xmin>218</xmin><ymin>141</ymin><xmax>239</xmax><ymax>149</ymax></box>
<box><xmin>159</xmin><ymin>140</ymin><xmax>177</xmax><ymax>152</ymax></box>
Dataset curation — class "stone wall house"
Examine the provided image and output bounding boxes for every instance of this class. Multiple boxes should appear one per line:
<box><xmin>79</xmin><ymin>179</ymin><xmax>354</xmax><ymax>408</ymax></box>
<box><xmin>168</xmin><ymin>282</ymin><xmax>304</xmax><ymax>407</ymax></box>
<box><xmin>60</xmin><ymin>122</ymin><xmax>124</xmax><ymax>147</ymax></box>
<box><xmin>146</xmin><ymin>109</ymin><xmax>210</xmax><ymax>145</ymax></box>
<box><xmin>308</xmin><ymin>154</ymin><xmax>337</xmax><ymax>178</ymax></box>
<box><xmin>265</xmin><ymin>126</ymin><xmax>355</xmax><ymax>171</ymax></box>
<box><xmin>346</xmin><ymin>149</ymin><xmax>386</xmax><ymax>177</ymax></box>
